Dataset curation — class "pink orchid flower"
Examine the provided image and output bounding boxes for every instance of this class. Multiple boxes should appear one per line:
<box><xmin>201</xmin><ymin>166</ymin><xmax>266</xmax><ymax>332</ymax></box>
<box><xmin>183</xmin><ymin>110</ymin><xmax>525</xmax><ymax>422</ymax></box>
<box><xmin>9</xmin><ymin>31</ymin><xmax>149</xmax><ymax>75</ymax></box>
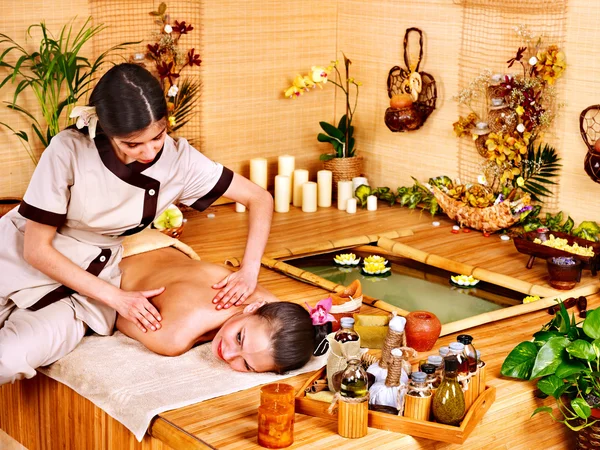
<box><xmin>306</xmin><ymin>297</ymin><xmax>336</xmax><ymax>326</ymax></box>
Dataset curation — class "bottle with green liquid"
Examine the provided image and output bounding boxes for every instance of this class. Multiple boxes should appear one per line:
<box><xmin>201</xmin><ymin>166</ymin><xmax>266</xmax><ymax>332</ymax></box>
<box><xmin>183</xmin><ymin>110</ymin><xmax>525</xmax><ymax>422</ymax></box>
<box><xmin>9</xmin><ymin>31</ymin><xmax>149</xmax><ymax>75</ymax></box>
<box><xmin>340</xmin><ymin>358</ymin><xmax>369</xmax><ymax>398</ymax></box>
<box><xmin>432</xmin><ymin>356</ymin><xmax>466</xmax><ymax>425</ymax></box>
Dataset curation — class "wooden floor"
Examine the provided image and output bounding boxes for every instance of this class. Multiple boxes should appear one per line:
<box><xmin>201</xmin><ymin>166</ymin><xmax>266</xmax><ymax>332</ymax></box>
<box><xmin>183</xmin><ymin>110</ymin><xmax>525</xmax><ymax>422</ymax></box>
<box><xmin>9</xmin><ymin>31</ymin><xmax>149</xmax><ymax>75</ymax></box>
<box><xmin>3</xmin><ymin>203</ymin><xmax>594</xmax><ymax>449</ymax></box>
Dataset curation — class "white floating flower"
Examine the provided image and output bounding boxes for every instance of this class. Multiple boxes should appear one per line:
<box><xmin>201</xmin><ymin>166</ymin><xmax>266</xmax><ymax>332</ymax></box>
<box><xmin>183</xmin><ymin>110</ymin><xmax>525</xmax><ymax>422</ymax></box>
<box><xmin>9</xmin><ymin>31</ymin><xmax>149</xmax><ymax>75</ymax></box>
<box><xmin>164</xmin><ymin>24</ymin><xmax>173</xmax><ymax>33</ymax></box>
<box><xmin>450</xmin><ymin>274</ymin><xmax>480</xmax><ymax>287</ymax></box>
<box><xmin>168</xmin><ymin>85</ymin><xmax>179</xmax><ymax>97</ymax></box>
<box><xmin>333</xmin><ymin>253</ymin><xmax>361</xmax><ymax>266</ymax></box>
<box><xmin>517</xmin><ymin>123</ymin><xmax>526</xmax><ymax>133</ymax></box>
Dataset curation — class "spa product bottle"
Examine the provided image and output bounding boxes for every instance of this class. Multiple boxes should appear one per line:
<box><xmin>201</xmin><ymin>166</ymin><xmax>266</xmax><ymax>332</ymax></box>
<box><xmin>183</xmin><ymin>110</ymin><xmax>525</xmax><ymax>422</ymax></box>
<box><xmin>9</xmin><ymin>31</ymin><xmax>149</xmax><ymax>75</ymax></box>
<box><xmin>427</xmin><ymin>355</ymin><xmax>444</xmax><ymax>381</ymax></box>
<box><xmin>448</xmin><ymin>342</ymin><xmax>469</xmax><ymax>375</ymax></box>
<box><xmin>421</xmin><ymin>363</ymin><xmax>440</xmax><ymax>394</ymax></box>
<box><xmin>439</xmin><ymin>346</ymin><xmax>450</xmax><ymax>358</ymax></box>
<box><xmin>335</xmin><ymin>317</ymin><xmax>359</xmax><ymax>343</ymax></box>
<box><xmin>340</xmin><ymin>358</ymin><xmax>369</xmax><ymax>398</ymax></box>
<box><xmin>432</xmin><ymin>356</ymin><xmax>466</xmax><ymax>425</ymax></box>
<box><xmin>403</xmin><ymin>371</ymin><xmax>432</xmax><ymax>421</ymax></box>
<box><xmin>457</xmin><ymin>334</ymin><xmax>478</xmax><ymax>374</ymax></box>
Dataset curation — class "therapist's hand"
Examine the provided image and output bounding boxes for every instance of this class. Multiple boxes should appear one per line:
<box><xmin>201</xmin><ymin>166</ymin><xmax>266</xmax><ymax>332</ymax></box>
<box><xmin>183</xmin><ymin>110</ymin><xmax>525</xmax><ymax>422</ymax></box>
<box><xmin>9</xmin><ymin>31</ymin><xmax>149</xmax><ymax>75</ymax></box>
<box><xmin>109</xmin><ymin>287</ymin><xmax>164</xmax><ymax>332</ymax></box>
<box><xmin>212</xmin><ymin>266</ymin><xmax>259</xmax><ymax>310</ymax></box>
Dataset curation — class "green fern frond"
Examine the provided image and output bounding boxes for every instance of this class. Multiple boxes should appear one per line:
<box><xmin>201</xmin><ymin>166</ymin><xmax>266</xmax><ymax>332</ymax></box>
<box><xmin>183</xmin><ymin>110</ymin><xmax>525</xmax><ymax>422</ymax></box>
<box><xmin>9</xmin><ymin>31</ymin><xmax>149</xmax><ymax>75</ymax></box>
<box><xmin>519</xmin><ymin>141</ymin><xmax>562</xmax><ymax>202</ymax></box>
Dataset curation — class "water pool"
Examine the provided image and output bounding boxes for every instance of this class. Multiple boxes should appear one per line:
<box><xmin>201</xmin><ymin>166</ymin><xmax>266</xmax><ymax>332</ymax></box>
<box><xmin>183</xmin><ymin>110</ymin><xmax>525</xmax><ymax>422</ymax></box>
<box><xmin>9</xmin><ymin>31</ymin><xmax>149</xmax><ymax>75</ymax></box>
<box><xmin>289</xmin><ymin>250</ymin><xmax>524</xmax><ymax>325</ymax></box>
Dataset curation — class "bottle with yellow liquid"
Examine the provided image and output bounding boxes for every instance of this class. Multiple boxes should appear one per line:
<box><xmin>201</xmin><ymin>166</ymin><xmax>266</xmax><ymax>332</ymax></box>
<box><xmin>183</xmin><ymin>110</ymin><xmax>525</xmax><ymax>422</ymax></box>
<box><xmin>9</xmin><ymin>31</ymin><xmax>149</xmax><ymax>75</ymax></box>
<box><xmin>338</xmin><ymin>358</ymin><xmax>369</xmax><ymax>438</ymax></box>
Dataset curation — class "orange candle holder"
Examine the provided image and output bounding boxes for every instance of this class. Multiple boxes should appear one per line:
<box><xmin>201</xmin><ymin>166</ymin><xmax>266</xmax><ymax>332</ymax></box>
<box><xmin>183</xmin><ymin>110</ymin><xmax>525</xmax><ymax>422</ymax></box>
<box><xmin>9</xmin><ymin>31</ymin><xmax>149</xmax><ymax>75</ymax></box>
<box><xmin>257</xmin><ymin>383</ymin><xmax>295</xmax><ymax>449</ymax></box>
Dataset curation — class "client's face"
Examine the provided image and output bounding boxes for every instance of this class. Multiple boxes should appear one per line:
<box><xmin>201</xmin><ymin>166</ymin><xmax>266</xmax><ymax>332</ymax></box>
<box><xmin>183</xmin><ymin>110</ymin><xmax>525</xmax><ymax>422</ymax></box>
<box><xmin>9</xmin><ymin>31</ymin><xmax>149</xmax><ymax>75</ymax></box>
<box><xmin>211</xmin><ymin>312</ymin><xmax>276</xmax><ymax>373</ymax></box>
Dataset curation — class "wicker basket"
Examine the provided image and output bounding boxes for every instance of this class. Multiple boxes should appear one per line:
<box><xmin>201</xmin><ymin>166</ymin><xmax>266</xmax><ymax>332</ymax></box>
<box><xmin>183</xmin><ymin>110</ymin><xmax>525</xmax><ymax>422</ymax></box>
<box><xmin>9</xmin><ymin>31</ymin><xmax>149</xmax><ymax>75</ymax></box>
<box><xmin>578</xmin><ymin>421</ymin><xmax>600</xmax><ymax>449</ymax></box>
<box><xmin>432</xmin><ymin>187</ymin><xmax>527</xmax><ymax>233</ymax></box>
<box><xmin>323</xmin><ymin>156</ymin><xmax>363</xmax><ymax>197</ymax></box>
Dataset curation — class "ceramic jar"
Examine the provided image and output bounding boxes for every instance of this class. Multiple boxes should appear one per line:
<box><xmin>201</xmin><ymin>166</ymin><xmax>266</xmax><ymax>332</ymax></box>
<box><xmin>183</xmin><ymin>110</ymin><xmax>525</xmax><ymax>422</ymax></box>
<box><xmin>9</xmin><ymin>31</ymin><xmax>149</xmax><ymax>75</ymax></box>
<box><xmin>405</xmin><ymin>311</ymin><xmax>442</xmax><ymax>351</ymax></box>
<box><xmin>547</xmin><ymin>256</ymin><xmax>582</xmax><ymax>290</ymax></box>
<box><xmin>384</xmin><ymin>106</ymin><xmax>423</xmax><ymax>132</ymax></box>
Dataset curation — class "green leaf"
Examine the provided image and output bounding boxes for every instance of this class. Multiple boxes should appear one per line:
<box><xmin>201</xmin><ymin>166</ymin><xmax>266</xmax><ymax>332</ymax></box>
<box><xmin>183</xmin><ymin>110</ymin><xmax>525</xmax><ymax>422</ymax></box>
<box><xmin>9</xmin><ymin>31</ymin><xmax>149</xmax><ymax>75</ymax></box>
<box><xmin>317</xmin><ymin>133</ymin><xmax>333</xmax><ymax>143</ymax></box>
<box><xmin>583</xmin><ymin>308</ymin><xmax>600</xmax><ymax>339</ymax></box>
<box><xmin>530</xmin><ymin>336</ymin><xmax>571</xmax><ymax>379</ymax></box>
<box><xmin>567</xmin><ymin>340</ymin><xmax>596</xmax><ymax>361</ymax></box>
<box><xmin>555</xmin><ymin>360</ymin><xmax>587</xmax><ymax>378</ymax></box>
<box><xmin>158</xmin><ymin>2</ymin><xmax>167</xmax><ymax>14</ymax></box>
<box><xmin>571</xmin><ymin>398</ymin><xmax>592</xmax><ymax>420</ymax></box>
<box><xmin>531</xmin><ymin>406</ymin><xmax>554</xmax><ymax>418</ymax></box>
<box><xmin>562</xmin><ymin>217</ymin><xmax>575</xmax><ymax>233</ymax></box>
<box><xmin>319</xmin><ymin>121</ymin><xmax>344</xmax><ymax>140</ymax></box>
<box><xmin>537</xmin><ymin>375</ymin><xmax>565</xmax><ymax>397</ymax></box>
<box><xmin>501</xmin><ymin>341</ymin><xmax>538</xmax><ymax>379</ymax></box>
<box><xmin>319</xmin><ymin>153</ymin><xmax>335</xmax><ymax>161</ymax></box>
<box><xmin>533</xmin><ymin>330</ymin><xmax>562</xmax><ymax>345</ymax></box>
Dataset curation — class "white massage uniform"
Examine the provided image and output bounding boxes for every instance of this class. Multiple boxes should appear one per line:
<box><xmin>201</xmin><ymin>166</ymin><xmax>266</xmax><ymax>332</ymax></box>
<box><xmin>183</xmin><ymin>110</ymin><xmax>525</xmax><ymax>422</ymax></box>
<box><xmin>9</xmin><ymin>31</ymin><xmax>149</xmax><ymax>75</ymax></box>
<box><xmin>0</xmin><ymin>128</ymin><xmax>233</xmax><ymax>384</ymax></box>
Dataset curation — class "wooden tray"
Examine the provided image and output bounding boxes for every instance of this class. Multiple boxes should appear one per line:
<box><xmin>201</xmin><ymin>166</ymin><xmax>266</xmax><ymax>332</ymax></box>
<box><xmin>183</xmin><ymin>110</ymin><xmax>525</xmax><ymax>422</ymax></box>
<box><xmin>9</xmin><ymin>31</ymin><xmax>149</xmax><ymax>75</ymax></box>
<box><xmin>513</xmin><ymin>231</ymin><xmax>600</xmax><ymax>275</ymax></box>
<box><xmin>295</xmin><ymin>367</ymin><xmax>496</xmax><ymax>445</ymax></box>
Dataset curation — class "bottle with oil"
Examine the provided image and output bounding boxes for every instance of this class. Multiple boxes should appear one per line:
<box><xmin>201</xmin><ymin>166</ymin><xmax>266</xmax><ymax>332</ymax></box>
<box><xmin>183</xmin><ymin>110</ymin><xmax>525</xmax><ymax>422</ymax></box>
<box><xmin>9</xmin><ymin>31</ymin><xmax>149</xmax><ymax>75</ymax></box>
<box><xmin>335</xmin><ymin>317</ymin><xmax>360</xmax><ymax>343</ymax></box>
<box><xmin>432</xmin><ymin>356</ymin><xmax>466</xmax><ymax>426</ymax></box>
<box><xmin>340</xmin><ymin>358</ymin><xmax>368</xmax><ymax>398</ymax></box>
<box><xmin>457</xmin><ymin>334</ymin><xmax>478</xmax><ymax>374</ymax></box>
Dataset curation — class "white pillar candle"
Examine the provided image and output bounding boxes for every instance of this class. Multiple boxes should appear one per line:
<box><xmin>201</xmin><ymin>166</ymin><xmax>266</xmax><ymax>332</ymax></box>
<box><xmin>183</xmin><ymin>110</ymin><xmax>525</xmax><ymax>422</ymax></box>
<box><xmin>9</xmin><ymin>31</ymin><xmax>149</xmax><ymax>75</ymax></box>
<box><xmin>352</xmin><ymin>177</ymin><xmax>369</xmax><ymax>196</ymax></box>
<box><xmin>317</xmin><ymin>170</ymin><xmax>332</xmax><ymax>207</ymax></box>
<box><xmin>346</xmin><ymin>198</ymin><xmax>357</xmax><ymax>214</ymax></box>
<box><xmin>337</xmin><ymin>180</ymin><xmax>354</xmax><ymax>211</ymax></box>
<box><xmin>235</xmin><ymin>202</ymin><xmax>246</xmax><ymax>212</ymax></box>
<box><xmin>250</xmin><ymin>157</ymin><xmax>268</xmax><ymax>189</ymax></box>
<box><xmin>274</xmin><ymin>175</ymin><xmax>290</xmax><ymax>213</ymax></box>
<box><xmin>278</xmin><ymin>154</ymin><xmax>295</xmax><ymax>203</ymax></box>
<box><xmin>302</xmin><ymin>182</ymin><xmax>318</xmax><ymax>213</ymax></box>
<box><xmin>292</xmin><ymin>169</ymin><xmax>309</xmax><ymax>207</ymax></box>
<box><xmin>367</xmin><ymin>195</ymin><xmax>378</xmax><ymax>211</ymax></box>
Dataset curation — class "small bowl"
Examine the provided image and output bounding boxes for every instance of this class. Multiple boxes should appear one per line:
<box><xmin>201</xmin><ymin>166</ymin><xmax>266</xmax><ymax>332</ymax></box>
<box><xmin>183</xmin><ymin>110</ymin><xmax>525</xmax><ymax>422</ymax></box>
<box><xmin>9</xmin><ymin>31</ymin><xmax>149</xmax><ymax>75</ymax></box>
<box><xmin>546</xmin><ymin>256</ymin><xmax>582</xmax><ymax>290</ymax></box>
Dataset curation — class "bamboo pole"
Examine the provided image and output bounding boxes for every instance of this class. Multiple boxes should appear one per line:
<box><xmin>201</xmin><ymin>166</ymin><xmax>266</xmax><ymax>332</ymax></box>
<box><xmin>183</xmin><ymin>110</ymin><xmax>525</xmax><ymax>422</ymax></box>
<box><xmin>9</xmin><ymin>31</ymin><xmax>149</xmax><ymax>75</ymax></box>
<box><xmin>260</xmin><ymin>256</ymin><xmax>347</xmax><ymax>293</ymax></box>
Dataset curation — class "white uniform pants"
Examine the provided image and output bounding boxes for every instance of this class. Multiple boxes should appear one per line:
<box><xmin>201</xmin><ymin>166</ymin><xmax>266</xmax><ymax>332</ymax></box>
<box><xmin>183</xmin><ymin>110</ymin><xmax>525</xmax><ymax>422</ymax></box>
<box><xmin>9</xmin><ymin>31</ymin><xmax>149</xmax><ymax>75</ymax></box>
<box><xmin>0</xmin><ymin>299</ymin><xmax>86</xmax><ymax>385</ymax></box>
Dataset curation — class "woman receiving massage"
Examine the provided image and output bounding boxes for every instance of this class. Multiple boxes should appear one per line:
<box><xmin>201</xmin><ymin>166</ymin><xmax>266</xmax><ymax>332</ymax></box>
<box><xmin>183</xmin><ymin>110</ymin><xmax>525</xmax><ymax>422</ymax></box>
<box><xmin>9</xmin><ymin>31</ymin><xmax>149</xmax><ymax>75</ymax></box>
<box><xmin>118</xmin><ymin>244</ymin><xmax>332</xmax><ymax>373</ymax></box>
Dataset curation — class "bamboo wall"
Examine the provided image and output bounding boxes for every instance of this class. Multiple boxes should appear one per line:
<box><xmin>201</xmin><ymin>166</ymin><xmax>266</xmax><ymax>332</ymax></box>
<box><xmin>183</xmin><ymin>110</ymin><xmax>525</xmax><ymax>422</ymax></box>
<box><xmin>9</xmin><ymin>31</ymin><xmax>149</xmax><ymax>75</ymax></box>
<box><xmin>0</xmin><ymin>0</ymin><xmax>599</xmax><ymax>223</ymax></box>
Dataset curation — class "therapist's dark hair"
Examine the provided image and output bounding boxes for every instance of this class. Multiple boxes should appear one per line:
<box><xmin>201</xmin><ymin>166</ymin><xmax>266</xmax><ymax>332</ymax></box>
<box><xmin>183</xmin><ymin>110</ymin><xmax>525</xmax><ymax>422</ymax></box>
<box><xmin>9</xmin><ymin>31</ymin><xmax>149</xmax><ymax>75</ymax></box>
<box><xmin>255</xmin><ymin>302</ymin><xmax>328</xmax><ymax>374</ymax></box>
<box><xmin>89</xmin><ymin>63</ymin><xmax>167</xmax><ymax>137</ymax></box>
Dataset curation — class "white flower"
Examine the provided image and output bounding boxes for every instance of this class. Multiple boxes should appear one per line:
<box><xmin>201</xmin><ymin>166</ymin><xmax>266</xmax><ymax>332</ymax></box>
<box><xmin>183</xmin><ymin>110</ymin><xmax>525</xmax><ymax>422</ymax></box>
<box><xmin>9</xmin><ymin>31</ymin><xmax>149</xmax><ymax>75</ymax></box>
<box><xmin>477</xmin><ymin>175</ymin><xmax>487</xmax><ymax>185</ymax></box>
<box><xmin>168</xmin><ymin>85</ymin><xmax>179</xmax><ymax>97</ymax></box>
<box><xmin>528</xmin><ymin>56</ymin><xmax>538</xmax><ymax>65</ymax></box>
<box><xmin>517</xmin><ymin>123</ymin><xmax>526</xmax><ymax>133</ymax></box>
<box><xmin>164</xmin><ymin>24</ymin><xmax>173</xmax><ymax>33</ymax></box>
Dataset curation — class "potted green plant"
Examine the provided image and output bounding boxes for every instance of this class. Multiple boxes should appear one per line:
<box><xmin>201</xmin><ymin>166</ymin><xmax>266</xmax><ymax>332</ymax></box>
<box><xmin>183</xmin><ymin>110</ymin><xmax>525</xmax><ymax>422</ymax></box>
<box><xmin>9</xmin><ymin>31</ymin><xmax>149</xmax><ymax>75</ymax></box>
<box><xmin>501</xmin><ymin>300</ymin><xmax>600</xmax><ymax>446</ymax></box>
<box><xmin>284</xmin><ymin>53</ymin><xmax>362</xmax><ymax>192</ymax></box>
<box><xmin>0</xmin><ymin>17</ymin><xmax>136</xmax><ymax>165</ymax></box>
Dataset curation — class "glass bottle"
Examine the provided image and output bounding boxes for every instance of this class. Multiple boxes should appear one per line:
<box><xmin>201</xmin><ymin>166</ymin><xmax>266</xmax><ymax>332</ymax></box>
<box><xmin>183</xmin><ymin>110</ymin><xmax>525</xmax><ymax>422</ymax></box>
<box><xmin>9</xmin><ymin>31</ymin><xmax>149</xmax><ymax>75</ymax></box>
<box><xmin>421</xmin><ymin>363</ymin><xmax>440</xmax><ymax>394</ymax></box>
<box><xmin>427</xmin><ymin>355</ymin><xmax>444</xmax><ymax>381</ymax></box>
<box><xmin>403</xmin><ymin>371</ymin><xmax>432</xmax><ymax>421</ymax></box>
<box><xmin>439</xmin><ymin>346</ymin><xmax>449</xmax><ymax>358</ymax></box>
<box><xmin>432</xmin><ymin>356</ymin><xmax>466</xmax><ymax>425</ymax></box>
<box><xmin>448</xmin><ymin>342</ymin><xmax>469</xmax><ymax>375</ymax></box>
<box><xmin>335</xmin><ymin>317</ymin><xmax>359</xmax><ymax>343</ymax></box>
<box><xmin>340</xmin><ymin>358</ymin><xmax>369</xmax><ymax>398</ymax></box>
<box><xmin>457</xmin><ymin>334</ymin><xmax>478</xmax><ymax>374</ymax></box>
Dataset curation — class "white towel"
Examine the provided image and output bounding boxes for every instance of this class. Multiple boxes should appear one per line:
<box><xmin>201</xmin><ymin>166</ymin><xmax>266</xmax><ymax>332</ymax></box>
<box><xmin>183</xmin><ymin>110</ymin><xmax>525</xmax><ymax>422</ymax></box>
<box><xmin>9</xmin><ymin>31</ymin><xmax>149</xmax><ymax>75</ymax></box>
<box><xmin>39</xmin><ymin>332</ymin><xmax>326</xmax><ymax>441</ymax></box>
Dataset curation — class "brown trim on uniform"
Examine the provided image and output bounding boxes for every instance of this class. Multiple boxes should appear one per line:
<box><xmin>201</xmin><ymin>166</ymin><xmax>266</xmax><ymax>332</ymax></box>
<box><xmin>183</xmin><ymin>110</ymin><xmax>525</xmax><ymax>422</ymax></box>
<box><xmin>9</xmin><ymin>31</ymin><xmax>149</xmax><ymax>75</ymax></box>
<box><xmin>190</xmin><ymin>167</ymin><xmax>234</xmax><ymax>211</ymax></box>
<box><xmin>28</xmin><ymin>248</ymin><xmax>112</xmax><ymax>312</ymax></box>
<box><xmin>128</xmin><ymin>149</ymin><xmax>163</xmax><ymax>172</ymax></box>
<box><xmin>94</xmin><ymin>133</ymin><xmax>161</xmax><ymax>236</ymax></box>
<box><xmin>18</xmin><ymin>200</ymin><xmax>67</xmax><ymax>228</ymax></box>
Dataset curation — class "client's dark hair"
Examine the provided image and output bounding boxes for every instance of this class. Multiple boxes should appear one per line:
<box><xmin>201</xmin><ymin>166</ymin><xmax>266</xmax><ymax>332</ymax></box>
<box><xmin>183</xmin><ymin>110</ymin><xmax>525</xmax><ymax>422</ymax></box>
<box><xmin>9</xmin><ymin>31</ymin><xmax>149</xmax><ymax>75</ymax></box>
<box><xmin>89</xmin><ymin>63</ymin><xmax>167</xmax><ymax>137</ymax></box>
<box><xmin>255</xmin><ymin>302</ymin><xmax>329</xmax><ymax>374</ymax></box>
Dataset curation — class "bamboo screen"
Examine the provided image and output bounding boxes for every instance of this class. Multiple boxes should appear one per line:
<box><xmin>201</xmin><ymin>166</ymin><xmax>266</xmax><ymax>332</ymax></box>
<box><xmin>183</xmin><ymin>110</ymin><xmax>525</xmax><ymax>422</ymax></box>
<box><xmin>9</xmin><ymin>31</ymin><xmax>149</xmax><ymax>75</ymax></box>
<box><xmin>454</xmin><ymin>0</ymin><xmax>568</xmax><ymax>211</ymax></box>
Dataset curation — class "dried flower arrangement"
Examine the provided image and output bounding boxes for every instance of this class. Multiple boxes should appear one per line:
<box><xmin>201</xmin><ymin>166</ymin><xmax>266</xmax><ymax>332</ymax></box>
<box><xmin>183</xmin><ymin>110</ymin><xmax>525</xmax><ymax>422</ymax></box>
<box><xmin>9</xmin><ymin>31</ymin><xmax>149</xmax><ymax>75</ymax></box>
<box><xmin>145</xmin><ymin>2</ymin><xmax>202</xmax><ymax>134</ymax></box>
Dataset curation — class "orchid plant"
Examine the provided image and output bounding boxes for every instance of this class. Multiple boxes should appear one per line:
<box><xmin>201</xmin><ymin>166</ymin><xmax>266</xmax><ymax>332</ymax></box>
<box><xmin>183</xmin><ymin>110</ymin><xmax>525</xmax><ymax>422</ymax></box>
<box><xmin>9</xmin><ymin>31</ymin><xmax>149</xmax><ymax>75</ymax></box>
<box><xmin>284</xmin><ymin>53</ymin><xmax>362</xmax><ymax>160</ymax></box>
<box><xmin>146</xmin><ymin>2</ymin><xmax>201</xmax><ymax>134</ymax></box>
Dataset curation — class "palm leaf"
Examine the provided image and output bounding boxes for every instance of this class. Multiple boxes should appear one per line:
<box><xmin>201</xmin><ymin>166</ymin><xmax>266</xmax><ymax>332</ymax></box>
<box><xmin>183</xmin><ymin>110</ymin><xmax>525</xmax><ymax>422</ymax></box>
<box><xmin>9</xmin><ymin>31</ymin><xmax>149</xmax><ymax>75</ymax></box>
<box><xmin>519</xmin><ymin>141</ymin><xmax>562</xmax><ymax>203</ymax></box>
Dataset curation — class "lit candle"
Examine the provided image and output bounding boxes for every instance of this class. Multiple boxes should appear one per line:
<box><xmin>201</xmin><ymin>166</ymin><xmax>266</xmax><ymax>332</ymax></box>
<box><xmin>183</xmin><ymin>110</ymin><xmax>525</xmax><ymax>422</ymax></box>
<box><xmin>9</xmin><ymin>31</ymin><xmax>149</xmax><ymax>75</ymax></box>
<box><xmin>257</xmin><ymin>383</ymin><xmax>295</xmax><ymax>448</ymax></box>
<box><xmin>302</xmin><ymin>182</ymin><xmax>317</xmax><ymax>213</ymax></box>
<box><xmin>274</xmin><ymin>175</ymin><xmax>290</xmax><ymax>213</ymax></box>
<box><xmin>235</xmin><ymin>202</ymin><xmax>246</xmax><ymax>213</ymax></box>
<box><xmin>250</xmin><ymin>158</ymin><xmax>268</xmax><ymax>189</ymax></box>
<box><xmin>346</xmin><ymin>198</ymin><xmax>357</xmax><ymax>214</ymax></box>
<box><xmin>367</xmin><ymin>195</ymin><xmax>378</xmax><ymax>211</ymax></box>
<box><xmin>317</xmin><ymin>170</ymin><xmax>332</xmax><ymax>207</ymax></box>
<box><xmin>352</xmin><ymin>177</ymin><xmax>369</xmax><ymax>196</ymax></box>
<box><xmin>337</xmin><ymin>180</ymin><xmax>353</xmax><ymax>211</ymax></box>
<box><xmin>292</xmin><ymin>169</ymin><xmax>309</xmax><ymax>207</ymax></box>
<box><xmin>278</xmin><ymin>155</ymin><xmax>295</xmax><ymax>203</ymax></box>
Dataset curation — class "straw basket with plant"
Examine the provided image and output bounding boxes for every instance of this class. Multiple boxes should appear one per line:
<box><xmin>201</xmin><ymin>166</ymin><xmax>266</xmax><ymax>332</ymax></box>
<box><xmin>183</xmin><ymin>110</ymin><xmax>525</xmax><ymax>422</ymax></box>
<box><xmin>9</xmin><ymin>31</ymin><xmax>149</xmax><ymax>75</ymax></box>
<box><xmin>284</xmin><ymin>53</ymin><xmax>362</xmax><ymax>193</ymax></box>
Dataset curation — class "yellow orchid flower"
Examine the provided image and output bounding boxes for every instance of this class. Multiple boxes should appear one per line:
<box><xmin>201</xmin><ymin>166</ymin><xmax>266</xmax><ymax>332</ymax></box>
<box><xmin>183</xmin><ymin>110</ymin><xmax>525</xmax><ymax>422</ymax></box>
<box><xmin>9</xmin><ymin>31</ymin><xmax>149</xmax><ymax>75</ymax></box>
<box><xmin>311</xmin><ymin>66</ymin><xmax>329</xmax><ymax>84</ymax></box>
<box><xmin>168</xmin><ymin>116</ymin><xmax>177</xmax><ymax>127</ymax></box>
<box><xmin>284</xmin><ymin>85</ymin><xmax>302</xmax><ymax>99</ymax></box>
<box><xmin>515</xmin><ymin>105</ymin><xmax>524</xmax><ymax>116</ymax></box>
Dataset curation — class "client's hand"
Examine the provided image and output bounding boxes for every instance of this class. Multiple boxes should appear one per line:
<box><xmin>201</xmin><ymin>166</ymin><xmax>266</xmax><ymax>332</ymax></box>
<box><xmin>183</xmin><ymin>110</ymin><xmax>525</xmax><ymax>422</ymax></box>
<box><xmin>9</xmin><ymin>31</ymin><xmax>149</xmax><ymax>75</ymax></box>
<box><xmin>110</xmin><ymin>287</ymin><xmax>164</xmax><ymax>332</ymax></box>
<box><xmin>211</xmin><ymin>266</ymin><xmax>258</xmax><ymax>309</ymax></box>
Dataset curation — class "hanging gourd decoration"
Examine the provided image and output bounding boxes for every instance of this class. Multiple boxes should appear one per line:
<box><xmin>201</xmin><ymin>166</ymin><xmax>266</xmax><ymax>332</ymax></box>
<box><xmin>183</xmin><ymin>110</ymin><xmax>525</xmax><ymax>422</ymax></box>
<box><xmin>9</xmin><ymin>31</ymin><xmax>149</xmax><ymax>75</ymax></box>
<box><xmin>579</xmin><ymin>105</ymin><xmax>600</xmax><ymax>183</ymax></box>
<box><xmin>385</xmin><ymin>28</ymin><xmax>437</xmax><ymax>132</ymax></box>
